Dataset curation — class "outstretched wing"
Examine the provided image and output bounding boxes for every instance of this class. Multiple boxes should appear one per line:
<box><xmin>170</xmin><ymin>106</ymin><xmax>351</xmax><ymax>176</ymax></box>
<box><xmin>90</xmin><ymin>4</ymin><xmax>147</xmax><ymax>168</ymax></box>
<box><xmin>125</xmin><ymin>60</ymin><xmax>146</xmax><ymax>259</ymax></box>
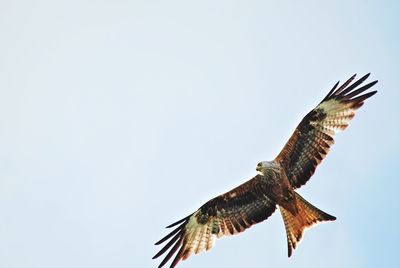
<box><xmin>153</xmin><ymin>175</ymin><xmax>276</xmax><ymax>268</ymax></box>
<box><xmin>275</xmin><ymin>73</ymin><xmax>377</xmax><ymax>189</ymax></box>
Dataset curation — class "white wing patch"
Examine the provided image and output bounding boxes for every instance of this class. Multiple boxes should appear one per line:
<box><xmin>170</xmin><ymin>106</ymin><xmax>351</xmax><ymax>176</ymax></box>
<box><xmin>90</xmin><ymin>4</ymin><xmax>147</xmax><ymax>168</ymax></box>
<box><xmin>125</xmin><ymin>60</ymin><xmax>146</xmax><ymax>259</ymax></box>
<box><xmin>317</xmin><ymin>99</ymin><xmax>356</xmax><ymax>134</ymax></box>
<box><xmin>182</xmin><ymin>212</ymin><xmax>218</xmax><ymax>260</ymax></box>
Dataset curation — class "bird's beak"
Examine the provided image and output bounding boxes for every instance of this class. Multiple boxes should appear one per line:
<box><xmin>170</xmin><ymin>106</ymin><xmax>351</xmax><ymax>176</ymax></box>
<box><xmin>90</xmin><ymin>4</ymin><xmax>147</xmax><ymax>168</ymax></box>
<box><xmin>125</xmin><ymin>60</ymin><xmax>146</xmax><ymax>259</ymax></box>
<box><xmin>256</xmin><ymin>166</ymin><xmax>261</xmax><ymax>172</ymax></box>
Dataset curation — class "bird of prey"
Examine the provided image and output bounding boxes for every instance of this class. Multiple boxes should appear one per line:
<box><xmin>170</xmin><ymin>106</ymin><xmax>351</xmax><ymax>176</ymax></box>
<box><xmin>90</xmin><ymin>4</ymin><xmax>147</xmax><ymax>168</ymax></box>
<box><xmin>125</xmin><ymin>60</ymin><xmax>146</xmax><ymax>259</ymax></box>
<box><xmin>153</xmin><ymin>73</ymin><xmax>377</xmax><ymax>268</ymax></box>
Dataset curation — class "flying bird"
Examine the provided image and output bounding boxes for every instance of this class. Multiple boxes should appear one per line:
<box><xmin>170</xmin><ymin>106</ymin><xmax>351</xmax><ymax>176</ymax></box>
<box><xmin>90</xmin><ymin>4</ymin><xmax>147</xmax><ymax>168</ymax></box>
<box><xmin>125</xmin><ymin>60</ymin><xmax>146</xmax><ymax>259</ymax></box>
<box><xmin>153</xmin><ymin>73</ymin><xmax>377</xmax><ymax>268</ymax></box>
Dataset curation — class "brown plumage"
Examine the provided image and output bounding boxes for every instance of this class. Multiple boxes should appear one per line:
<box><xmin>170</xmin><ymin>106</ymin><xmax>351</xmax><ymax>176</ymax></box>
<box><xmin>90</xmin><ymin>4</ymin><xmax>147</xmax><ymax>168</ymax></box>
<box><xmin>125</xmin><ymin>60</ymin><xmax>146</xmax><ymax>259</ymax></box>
<box><xmin>153</xmin><ymin>73</ymin><xmax>377</xmax><ymax>267</ymax></box>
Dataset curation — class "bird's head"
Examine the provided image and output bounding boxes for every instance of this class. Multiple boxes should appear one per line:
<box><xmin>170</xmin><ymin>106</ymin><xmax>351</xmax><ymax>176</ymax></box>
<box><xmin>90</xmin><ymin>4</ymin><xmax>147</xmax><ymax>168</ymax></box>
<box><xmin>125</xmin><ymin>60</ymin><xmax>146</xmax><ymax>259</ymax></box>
<box><xmin>256</xmin><ymin>161</ymin><xmax>271</xmax><ymax>175</ymax></box>
<box><xmin>256</xmin><ymin>160</ymin><xmax>278</xmax><ymax>175</ymax></box>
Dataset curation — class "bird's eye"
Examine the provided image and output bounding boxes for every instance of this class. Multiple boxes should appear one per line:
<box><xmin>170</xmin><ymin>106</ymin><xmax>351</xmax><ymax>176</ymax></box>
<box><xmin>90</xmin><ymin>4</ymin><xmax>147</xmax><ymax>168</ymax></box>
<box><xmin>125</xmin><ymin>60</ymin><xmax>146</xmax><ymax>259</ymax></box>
<box><xmin>257</xmin><ymin>162</ymin><xmax>261</xmax><ymax>167</ymax></box>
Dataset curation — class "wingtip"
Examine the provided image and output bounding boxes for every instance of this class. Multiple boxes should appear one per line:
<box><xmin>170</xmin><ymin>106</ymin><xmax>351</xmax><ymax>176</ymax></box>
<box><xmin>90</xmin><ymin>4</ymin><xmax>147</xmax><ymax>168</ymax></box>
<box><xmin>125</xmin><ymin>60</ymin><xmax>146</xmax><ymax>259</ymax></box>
<box><xmin>369</xmin><ymin>90</ymin><xmax>378</xmax><ymax>98</ymax></box>
<box><xmin>331</xmin><ymin>80</ymin><xmax>340</xmax><ymax>92</ymax></box>
<box><xmin>360</xmin><ymin>72</ymin><xmax>371</xmax><ymax>80</ymax></box>
<box><xmin>369</xmin><ymin>81</ymin><xmax>378</xmax><ymax>91</ymax></box>
<box><xmin>370</xmin><ymin>80</ymin><xmax>378</xmax><ymax>87</ymax></box>
<box><xmin>165</xmin><ymin>215</ymin><xmax>190</xmax><ymax>228</ymax></box>
<box><xmin>155</xmin><ymin>235</ymin><xmax>168</xmax><ymax>245</ymax></box>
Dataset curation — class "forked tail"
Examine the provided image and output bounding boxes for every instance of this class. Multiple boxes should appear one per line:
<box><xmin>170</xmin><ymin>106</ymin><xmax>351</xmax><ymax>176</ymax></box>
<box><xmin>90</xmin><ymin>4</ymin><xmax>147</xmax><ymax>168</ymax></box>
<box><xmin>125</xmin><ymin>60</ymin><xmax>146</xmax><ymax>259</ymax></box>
<box><xmin>279</xmin><ymin>192</ymin><xmax>336</xmax><ymax>257</ymax></box>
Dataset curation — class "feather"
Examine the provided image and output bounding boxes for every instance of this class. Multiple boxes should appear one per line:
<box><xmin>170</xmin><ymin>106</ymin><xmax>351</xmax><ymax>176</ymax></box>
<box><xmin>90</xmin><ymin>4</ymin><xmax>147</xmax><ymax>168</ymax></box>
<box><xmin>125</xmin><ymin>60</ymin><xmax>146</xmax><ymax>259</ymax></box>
<box><xmin>275</xmin><ymin>73</ymin><xmax>377</xmax><ymax>188</ymax></box>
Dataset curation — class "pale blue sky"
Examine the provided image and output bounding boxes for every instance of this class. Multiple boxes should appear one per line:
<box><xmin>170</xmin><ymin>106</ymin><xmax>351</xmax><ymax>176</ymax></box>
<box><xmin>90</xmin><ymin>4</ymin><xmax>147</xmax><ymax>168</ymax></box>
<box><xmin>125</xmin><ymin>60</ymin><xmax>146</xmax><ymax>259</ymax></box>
<box><xmin>0</xmin><ymin>1</ymin><xmax>399</xmax><ymax>268</ymax></box>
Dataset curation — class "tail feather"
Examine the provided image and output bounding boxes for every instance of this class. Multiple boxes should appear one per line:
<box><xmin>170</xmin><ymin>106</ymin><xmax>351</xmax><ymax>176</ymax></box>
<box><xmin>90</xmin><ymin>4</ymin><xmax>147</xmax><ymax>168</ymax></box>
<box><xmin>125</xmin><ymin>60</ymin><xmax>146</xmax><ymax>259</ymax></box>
<box><xmin>279</xmin><ymin>192</ymin><xmax>336</xmax><ymax>257</ymax></box>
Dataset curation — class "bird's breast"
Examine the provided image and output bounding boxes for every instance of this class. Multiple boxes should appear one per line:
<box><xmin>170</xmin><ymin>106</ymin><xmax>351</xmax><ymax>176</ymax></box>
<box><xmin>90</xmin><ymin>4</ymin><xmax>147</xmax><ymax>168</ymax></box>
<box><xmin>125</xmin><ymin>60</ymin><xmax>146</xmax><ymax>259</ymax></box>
<box><xmin>261</xmin><ymin>167</ymin><xmax>296</xmax><ymax>212</ymax></box>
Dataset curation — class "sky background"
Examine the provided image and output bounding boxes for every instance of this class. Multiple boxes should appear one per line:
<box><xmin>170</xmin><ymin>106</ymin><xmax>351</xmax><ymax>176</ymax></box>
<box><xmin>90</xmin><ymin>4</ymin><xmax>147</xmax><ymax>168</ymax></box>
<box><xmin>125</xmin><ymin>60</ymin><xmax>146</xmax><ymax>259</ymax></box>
<box><xmin>0</xmin><ymin>1</ymin><xmax>399</xmax><ymax>268</ymax></box>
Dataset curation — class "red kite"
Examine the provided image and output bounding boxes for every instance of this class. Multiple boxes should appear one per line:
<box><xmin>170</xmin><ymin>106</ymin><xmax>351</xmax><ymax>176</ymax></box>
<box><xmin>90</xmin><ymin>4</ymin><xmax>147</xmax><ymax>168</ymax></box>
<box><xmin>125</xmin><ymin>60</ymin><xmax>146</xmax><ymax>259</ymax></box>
<box><xmin>153</xmin><ymin>74</ymin><xmax>377</xmax><ymax>267</ymax></box>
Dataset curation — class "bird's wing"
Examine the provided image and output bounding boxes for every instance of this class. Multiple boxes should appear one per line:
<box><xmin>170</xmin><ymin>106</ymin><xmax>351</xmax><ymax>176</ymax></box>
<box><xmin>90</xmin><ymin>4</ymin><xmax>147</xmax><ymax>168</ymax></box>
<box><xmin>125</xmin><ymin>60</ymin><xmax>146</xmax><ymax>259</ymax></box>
<box><xmin>153</xmin><ymin>175</ymin><xmax>276</xmax><ymax>268</ymax></box>
<box><xmin>275</xmin><ymin>73</ymin><xmax>377</xmax><ymax>189</ymax></box>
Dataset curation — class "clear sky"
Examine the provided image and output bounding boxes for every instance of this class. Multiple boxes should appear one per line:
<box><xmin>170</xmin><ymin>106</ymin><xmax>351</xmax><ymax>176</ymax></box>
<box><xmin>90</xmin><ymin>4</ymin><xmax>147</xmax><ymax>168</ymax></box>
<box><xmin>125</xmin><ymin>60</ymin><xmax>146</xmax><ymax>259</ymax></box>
<box><xmin>0</xmin><ymin>1</ymin><xmax>399</xmax><ymax>268</ymax></box>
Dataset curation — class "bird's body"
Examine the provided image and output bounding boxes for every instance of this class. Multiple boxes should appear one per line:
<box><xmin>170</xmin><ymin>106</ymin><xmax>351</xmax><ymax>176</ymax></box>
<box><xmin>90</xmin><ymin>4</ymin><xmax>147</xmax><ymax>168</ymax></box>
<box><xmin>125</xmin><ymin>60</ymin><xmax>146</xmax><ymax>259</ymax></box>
<box><xmin>256</xmin><ymin>161</ymin><xmax>295</xmax><ymax>213</ymax></box>
<box><xmin>153</xmin><ymin>74</ymin><xmax>378</xmax><ymax>268</ymax></box>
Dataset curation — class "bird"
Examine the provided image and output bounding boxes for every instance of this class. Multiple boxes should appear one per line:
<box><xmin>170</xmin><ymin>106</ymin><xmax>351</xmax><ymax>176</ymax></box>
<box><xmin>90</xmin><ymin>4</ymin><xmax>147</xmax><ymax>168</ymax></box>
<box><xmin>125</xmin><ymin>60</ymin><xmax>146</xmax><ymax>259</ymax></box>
<box><xmin>153</xmin><ymin>73</ymin><xmax>378</xmax><ymax>268</ymax></box>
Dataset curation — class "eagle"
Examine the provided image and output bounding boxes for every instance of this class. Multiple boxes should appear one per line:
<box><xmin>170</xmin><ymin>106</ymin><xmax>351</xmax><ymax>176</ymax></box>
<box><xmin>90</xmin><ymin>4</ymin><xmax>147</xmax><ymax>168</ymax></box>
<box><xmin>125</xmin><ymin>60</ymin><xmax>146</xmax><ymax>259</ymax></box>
<box><xmin>153</xmin><ymin>73</ymin><xmax>377</xmax><ymax>268</ymax></box>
